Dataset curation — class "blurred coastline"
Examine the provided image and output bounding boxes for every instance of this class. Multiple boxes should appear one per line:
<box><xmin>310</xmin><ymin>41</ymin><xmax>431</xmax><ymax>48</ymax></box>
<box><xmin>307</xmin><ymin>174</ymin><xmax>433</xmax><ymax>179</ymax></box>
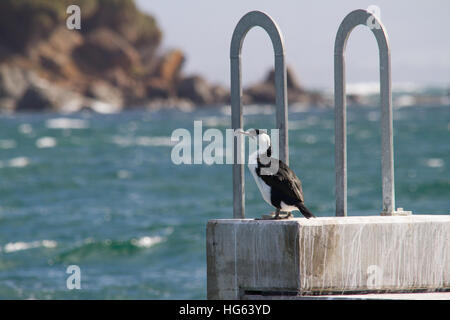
<box><xmin>1</xmin><ymin>0</ymin><xmax>448</xmax><ymax>115</ymax></box>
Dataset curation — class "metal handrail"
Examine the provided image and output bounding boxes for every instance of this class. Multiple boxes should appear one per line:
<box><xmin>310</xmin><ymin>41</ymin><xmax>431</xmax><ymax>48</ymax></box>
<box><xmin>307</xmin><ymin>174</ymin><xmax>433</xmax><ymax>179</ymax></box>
<box><xmin>230</xmin><ymin>11</ymin><xmax>288</xmax><ymax>219</ymax></box>
<box><xmin>334</xmin><ymin>9</ymin><xmax>395</xmax><ymax>216</ymax></box>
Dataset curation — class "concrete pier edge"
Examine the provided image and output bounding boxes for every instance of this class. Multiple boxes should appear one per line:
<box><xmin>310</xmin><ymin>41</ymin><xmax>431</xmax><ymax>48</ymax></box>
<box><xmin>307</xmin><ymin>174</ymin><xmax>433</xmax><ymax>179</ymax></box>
<box><xmin>206</xmin><ymin>215</ymin><xmax>450</xmax><ymax>300</ymax></box>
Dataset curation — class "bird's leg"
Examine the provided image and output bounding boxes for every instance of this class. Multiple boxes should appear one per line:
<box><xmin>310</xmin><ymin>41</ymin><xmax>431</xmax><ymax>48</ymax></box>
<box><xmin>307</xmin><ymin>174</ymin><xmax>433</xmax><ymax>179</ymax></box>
<box><xmin>272</xmin><ymin>208</ymin><xmax>281</xmax><ymax>220</ymax></box>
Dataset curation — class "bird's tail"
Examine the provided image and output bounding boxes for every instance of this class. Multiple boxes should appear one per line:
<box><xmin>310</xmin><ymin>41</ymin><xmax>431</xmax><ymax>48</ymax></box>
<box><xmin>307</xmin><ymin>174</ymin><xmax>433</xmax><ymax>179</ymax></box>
<box><xmin>296</xmin><ymin>202</ymin><xmax>316</xmax><ymax>219</ymax></box>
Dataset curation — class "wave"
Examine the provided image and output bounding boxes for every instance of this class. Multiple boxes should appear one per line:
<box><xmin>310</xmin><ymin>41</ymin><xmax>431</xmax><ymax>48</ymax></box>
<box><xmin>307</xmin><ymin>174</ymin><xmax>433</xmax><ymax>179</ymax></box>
<box><xmin>46</xmin><ymin>118</ymin><xmax>89</xmax><ymax>129</ymax></box>
<box><xmin>343</xmin><ymin>81</ymin><xmax>449</xmax><ymax>96</ymax></box>
<box><xmin>88</xmin><ymin>101</ymin><xmax>121</xmax><ymax>114</ymax></box>
<box><xmin>425</xmin><ymin>158</ymin><xmax>445</xmax><ymax>168</ymax></box>
<box><xmin>36</xmin><ymin>137</ymin><xmax>57</xmax><ymax>148</ymax></box>
<box><xmin>52</xmin><ymin>236</ymin><xmax>165</xmax><ymax>263</ymax></box>
<box><xmin>219</xmin><ymin>104</ymin><xmax>274</xmax><ymax>116</ymax></box>
<box><xmin>2</xmin><ymin>240</ymin><xmax>57</xmax><ymax>253</ymax></box>
<box><xmin>131</xmin><ymin>236</ymin><xmax>164</xmax><ymax>248</ymax></box>
<box><xmin>112</xmin><ymin>136</ymin><xmax>174</xmax><ymax>147</ymax></box>
<box><xmin>0</xmin><ymin>157</ymin><xmax>30</xmax><ymax>168</ymax></box>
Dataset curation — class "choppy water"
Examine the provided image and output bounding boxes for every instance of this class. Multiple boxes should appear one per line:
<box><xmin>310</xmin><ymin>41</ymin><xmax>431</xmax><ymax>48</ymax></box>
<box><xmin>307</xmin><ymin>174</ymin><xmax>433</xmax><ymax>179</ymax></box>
<box><xmin>0</xmin><ymin>105</ymin><xmax>449</xmax><ymax>299</ymax></box>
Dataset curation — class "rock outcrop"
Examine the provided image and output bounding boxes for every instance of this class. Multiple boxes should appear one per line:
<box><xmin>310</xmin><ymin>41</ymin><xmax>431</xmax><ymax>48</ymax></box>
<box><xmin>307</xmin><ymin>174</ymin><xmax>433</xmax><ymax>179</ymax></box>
<box><xmin>244</xmin><ymin>67</ymin><xmax>328</xmax><ymax>107</ymax></box>
<box><xmin>0</xmin><ymin>0</ymin><xmax>230</xmax><ymax>113</ymax></box>
<box><xmin>0</xmin><ymin>0</ymin><xmax>327</xmax><ymax>112</ymax></box>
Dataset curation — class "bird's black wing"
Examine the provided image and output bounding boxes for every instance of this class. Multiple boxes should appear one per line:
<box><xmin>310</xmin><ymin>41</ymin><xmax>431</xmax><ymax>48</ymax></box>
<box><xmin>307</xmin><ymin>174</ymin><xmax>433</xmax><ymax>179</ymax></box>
<box><xmin>256</xmin><ymin>157</ymin><xmax>305</xmax><ymax>203</ymax></box>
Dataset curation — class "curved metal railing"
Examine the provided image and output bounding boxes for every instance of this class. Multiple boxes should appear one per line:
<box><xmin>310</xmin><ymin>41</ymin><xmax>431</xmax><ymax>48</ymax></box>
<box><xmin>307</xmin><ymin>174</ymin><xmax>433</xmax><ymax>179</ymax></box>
<box><xmin>334</xmin><ymin>9</ymin><xmax>395</xmax><ymax>216</ymax></box>
<box><xmin>230</xmin><ymin>11</ymin><xmax>288</xmax><ymax>218</ymax></box>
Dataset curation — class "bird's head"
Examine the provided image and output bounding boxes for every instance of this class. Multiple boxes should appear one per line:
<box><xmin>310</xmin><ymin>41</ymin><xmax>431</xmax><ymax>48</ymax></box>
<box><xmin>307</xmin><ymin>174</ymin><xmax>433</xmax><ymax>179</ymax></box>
<box><xmin>234</xmin><ymin>128</ymin><xmax>271</xmax><ymax>154</ymax></box>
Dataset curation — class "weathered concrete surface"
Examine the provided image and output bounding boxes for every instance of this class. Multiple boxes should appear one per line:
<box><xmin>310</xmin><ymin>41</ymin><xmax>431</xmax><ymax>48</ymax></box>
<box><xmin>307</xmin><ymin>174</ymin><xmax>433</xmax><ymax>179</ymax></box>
<box><xmin>206</xmin><ymin>215</ymin><xmax>450</xmax><ymax>299</ymax></box>
<box><xmin>243</xmin><ymin>292</ymin><xmax>450</xmax><ymax>300</ymax></box>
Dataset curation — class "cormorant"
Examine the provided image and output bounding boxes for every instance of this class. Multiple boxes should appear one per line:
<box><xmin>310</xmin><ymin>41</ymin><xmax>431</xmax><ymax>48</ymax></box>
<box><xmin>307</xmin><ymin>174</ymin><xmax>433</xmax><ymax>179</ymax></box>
<box><xmin>235</xmin><ymin>129</ymin><xmax>315</xmax><ymax>219</ymax></box>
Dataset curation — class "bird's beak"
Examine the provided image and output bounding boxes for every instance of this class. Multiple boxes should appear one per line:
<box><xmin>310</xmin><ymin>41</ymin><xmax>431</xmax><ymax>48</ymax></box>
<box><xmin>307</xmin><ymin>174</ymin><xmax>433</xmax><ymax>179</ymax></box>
<box><xmin>234</xmin><ymin>129</ymin><xmax>251</xmax><ymax>137</ymax></box>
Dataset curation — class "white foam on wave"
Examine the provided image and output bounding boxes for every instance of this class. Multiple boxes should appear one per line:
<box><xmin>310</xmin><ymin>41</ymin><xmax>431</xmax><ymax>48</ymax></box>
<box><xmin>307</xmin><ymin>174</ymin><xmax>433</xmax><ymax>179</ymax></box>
<box><xmin>112</xmin><ymin>136</ymin><xmax>174</xmax><ymax>147</ymax></box>
<box><xmin>425</xmin><ymin>158</ymin><xmax>444</xmax><ymax>168</ymax></box>
<box><xmin>220</xmin><ymin>104</ymin><xmax>274</xmax><ymax>116</ymax></box>
<box><xmin>346</xmin><ymin>82</ymin><xmax>380</xmax><ymax>96</ymax></box>
<box><xmin>135</xmin><ymin>136</ymin><xmax>174</xmax><ymax>147</ymax></box>
<box><xmin>341</xmin><ymin>81</ymin><xmax>432</xmax><ymax>96</ymax></box>
<box><xmin>0</xmin><ymin>157</ymin><xmax>30</xmax><ymax>168</ymax></box>
<box><xmin>36</xmin><ymin>137</ymin><xmax>57</xmax><ymax>148</ymax></box>
<box><xmin>3</xmin><ymin>240</ymin><xmax>57</xmax><ymax>253</ymax></box>
<box><xmin>89</xmin><ymin>101</ymin><xmax>121</xmax><ymax>114</ymax></box>
<box><xmin>131</xmin><ymin>236</ymin><xmax>164</xmax><ymax>248</ymax></box>
<box><xmin>46</xmin><ymin>118</ymin><xmax>89</xmax><ymax>129</ymax></box>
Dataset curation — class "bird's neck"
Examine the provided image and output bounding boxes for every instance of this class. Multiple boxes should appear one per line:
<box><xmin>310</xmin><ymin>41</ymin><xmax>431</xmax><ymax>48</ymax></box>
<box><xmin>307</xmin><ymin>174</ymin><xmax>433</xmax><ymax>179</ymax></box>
<box><xmin>249</xmin><ymin>145</ymin><xmax>271</xmax><ymax>165</ymax></box>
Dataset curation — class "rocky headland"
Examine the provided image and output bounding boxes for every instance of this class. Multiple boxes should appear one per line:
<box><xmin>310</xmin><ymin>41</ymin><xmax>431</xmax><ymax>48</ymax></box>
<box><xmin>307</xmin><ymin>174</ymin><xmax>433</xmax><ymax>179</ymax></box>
<box><xmin>0</xmin><ymin>0</ymin><xmax>349</xmax><ymax>113</ymax></box>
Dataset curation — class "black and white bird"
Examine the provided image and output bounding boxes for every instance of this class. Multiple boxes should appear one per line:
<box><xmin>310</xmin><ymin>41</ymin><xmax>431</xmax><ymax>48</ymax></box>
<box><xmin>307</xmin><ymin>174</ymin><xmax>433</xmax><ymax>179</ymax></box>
<box><xmin>235</xmin><ymin>129</ymin><xmax>315</xmax><ymax>219</ymax></box>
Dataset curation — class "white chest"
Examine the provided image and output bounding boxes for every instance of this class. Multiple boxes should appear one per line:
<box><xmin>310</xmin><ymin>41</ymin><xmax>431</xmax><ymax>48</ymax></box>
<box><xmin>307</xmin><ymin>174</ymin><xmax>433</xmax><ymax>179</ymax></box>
<box><xmin>248</xmin><ymin>162</ymin><xmax>272</xmax><ymax>205</ymax></box>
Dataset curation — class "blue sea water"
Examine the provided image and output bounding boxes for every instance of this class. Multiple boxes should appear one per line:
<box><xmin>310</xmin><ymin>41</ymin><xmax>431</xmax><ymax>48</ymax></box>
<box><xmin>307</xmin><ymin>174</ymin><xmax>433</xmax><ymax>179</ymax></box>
<box><xmin>0</xmin><ymin>105</ymin><xmax>448</xmax><ymax>299</ymax></box>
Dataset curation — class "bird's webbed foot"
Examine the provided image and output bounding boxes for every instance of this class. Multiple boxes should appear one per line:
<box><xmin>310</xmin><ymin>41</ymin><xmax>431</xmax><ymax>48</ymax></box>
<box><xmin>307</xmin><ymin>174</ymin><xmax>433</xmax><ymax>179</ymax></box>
<box><xmin>271</xmin><ymin>209</ymin><xmax>282</xmax><ymax>220</ymax></box>
<box><xmin>283</xmin><ymin>212</ymin><xmax>294</xmax><ymax>219</ymax></box>
<box><xmin>258</xmin><ymin>209</ymin><xmax>293</xmax><ymax>220</ymax></box>
<box><xmin>276</xmin><ymin>211</ymin><xmax>293</xmax><ymax>219</ymax></box>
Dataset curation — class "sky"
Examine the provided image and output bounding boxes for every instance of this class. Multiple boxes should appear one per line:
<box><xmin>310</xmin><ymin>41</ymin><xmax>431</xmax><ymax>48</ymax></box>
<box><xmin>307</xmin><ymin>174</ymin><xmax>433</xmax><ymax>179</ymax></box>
<box><xmin>136</xmin><ymin>0</ymin><xmax>450</xmax><ymax>90</ymax></box>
